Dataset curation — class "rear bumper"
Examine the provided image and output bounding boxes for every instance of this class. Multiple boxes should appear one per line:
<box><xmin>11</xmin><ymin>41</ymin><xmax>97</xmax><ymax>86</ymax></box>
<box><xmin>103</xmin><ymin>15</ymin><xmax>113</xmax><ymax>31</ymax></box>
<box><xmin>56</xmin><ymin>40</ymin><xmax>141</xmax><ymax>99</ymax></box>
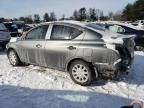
<box><xmin>93</xmin><ymin>57</ymin><xmax>133</xmax><ymax>78</ymax></box>
<box><xmin>93</xmin><ymin>45</ymin><xmax>134</xmax><ymax>78</ymax></box>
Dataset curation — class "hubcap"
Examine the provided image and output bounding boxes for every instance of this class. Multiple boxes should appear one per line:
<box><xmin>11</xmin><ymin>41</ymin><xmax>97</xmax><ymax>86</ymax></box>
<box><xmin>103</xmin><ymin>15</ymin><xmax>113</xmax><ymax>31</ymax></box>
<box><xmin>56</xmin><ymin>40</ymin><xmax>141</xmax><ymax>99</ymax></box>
<box><xmin>9</xmin><ymin>51</ymin><xmax>17</xmax><ymax>65</ymax></box>
<box><xmin>72</xmin><ymin>64</ymin><xmax>89</xmax><ymax>83</ymax></box>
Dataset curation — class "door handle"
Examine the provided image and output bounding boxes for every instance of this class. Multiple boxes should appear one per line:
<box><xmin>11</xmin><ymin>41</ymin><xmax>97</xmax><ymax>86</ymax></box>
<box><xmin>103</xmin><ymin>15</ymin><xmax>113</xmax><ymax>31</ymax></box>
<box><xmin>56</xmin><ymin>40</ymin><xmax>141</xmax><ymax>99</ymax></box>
<box><xmin>36</xmin><ymin>44</ymin><xmax>42</xmax><ymax>48</ymax></box>
<box><xmin>67</xmin><ymin>46</ymin><xmax>76</xmax><ymax>50</ymax></box>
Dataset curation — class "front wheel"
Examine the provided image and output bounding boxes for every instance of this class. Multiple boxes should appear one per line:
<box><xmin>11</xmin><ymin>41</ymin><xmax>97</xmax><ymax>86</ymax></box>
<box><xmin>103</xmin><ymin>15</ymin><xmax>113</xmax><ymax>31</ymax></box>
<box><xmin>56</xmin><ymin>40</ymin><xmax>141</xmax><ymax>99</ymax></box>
<box><xmin>8</xmin><ymin>50</ymin><xmax>21</xmax><ymax>66</ymax></box>
<box><xmin>69</xmin><ymin>60</ymin><xmax>93</xmax><ymax>86</ymax></box>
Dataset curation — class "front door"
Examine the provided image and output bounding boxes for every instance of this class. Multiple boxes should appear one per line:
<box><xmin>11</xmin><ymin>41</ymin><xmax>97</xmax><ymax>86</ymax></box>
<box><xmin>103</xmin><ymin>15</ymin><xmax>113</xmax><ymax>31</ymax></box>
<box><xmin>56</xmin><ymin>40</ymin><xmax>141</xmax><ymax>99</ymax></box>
<box><xmin>18</xmin><ymin>25</ymin><xmax>49</xmax><ymax>65</ymax></box>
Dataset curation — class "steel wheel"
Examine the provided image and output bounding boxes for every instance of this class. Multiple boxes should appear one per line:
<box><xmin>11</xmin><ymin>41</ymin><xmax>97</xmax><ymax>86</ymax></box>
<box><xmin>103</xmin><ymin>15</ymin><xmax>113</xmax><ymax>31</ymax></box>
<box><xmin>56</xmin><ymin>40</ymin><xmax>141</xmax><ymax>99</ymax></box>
<box><xmin>8</xmin><ymin>50</ymin><xmax>21</xmax><ymax>66</ymax></box>
<box><xmin>69</xmin><ymin>60</ymin><xmax>93</xmax><ymax>86</ymax></box>
<box><xmin>72</xmin><ymin>64</ymin><xmax>89</xmax><ymax>83</ymax></box>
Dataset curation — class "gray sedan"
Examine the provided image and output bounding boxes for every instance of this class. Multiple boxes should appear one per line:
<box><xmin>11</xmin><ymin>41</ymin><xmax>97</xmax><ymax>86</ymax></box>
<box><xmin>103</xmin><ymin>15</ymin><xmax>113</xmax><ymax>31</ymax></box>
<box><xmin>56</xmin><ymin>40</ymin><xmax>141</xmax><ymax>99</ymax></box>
<box><xmin>6</xmin><ymin>21</ymin><xmax>135</xmax><ymax>86</ymax></box>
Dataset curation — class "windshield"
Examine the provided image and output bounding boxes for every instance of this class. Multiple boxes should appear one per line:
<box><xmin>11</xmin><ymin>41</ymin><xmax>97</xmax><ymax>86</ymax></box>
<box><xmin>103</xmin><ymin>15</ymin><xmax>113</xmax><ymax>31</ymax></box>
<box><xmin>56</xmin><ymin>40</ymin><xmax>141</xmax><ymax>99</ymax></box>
<box><xmin>86</xmin><ymin>23</ymin><xmax>106</xmax><ymax>31</ymax></box>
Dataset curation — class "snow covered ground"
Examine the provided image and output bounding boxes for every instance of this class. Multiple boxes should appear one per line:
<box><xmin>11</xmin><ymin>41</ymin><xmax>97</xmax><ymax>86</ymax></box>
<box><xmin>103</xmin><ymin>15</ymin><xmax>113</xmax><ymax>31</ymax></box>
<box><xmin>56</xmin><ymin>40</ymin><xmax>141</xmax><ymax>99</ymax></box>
<box><xmin>0</xmin><ymin>49</ymin><xmax>144</xmax><ymax>108</ymax></box>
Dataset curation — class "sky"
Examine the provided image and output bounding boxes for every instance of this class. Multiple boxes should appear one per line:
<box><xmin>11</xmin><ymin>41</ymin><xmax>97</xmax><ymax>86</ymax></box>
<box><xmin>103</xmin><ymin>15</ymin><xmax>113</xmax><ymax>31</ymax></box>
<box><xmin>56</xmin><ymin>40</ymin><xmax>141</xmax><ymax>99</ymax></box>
<box><xmin>0</xmin><ymin>0</ymin><xmax>136</xmax><ymax>19</ymax></box>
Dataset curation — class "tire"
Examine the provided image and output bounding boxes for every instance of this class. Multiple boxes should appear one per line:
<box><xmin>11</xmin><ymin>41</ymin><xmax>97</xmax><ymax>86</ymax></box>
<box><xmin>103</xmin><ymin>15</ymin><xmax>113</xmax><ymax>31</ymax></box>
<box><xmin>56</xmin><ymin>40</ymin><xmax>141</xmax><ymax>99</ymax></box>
<box><xmin>69</xmin><ymin>60</ymin><xmax>93</xmax><ymax>86</ymax></box>
<box><xmin>8</xmin><ymin>50</ymin><xmax>21</xmax><ymax>66</ymax></box>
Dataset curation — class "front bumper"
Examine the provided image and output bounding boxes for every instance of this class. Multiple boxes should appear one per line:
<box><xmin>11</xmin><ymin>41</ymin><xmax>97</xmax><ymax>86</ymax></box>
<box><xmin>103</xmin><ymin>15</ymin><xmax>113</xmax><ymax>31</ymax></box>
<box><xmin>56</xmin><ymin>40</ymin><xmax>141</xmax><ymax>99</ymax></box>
<box><xmin>0</xmin><ymin>39</ymin><xmax>10</xmax><ymax>46</ymax></box>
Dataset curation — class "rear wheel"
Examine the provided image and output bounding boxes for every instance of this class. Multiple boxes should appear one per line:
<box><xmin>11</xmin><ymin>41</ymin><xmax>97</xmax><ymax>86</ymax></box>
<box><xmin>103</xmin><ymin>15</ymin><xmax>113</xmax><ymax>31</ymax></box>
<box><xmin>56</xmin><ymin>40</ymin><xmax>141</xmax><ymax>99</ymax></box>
<box><xmin>69</xmin><ymin>60</ymin><xmax>93</xmax><ymax>86</ymax></box>
<box><xmin>8</xmin><ymin>50</ymin><xmax>21</xmax><ymax>66</ymax></box>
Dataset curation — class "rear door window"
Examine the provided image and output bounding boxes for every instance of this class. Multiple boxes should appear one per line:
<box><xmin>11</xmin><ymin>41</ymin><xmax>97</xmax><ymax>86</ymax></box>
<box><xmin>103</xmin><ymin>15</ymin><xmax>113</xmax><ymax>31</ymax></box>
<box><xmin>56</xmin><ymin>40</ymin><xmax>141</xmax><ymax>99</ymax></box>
<box><xmin>50</xmin><ymin>25</ymin><xmax>82</xmax><ymax>40</ymax></box>
<box><xmin>25</xmin><ymin>25</ymin><xmax>48</xmax><ymax>40</ymax></box>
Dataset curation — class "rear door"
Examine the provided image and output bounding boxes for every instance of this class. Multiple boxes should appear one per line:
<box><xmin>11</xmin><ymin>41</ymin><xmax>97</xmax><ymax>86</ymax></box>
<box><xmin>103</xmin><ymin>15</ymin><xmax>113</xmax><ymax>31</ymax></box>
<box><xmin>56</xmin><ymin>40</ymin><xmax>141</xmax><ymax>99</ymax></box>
<box><xmin>17</xmin><ymin>24</ymin><xmax>49</xmax><ymax>65</ymax></box>
<box><xmin>44</xmin><ymin>24</ymin><xmax>84</xmax><ymax>69</ymax></box>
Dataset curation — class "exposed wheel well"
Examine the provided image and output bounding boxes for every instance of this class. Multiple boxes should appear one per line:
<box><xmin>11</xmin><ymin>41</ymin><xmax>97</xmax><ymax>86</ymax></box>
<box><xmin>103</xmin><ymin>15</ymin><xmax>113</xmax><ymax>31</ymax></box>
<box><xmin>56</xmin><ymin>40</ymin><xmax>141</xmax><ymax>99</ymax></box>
<box><xmin>67</xmin><ymin>58</ymin><xmax>87</xmax><ymax>71</ymax></box>
<box><xmin>7</xmin><ymin>48</ymin><xmax>16</xmax><ymax>55</ymax></box>
<box><xmin>67</xmin><ymin>58</ymin><xmax>97</xmax><ymax>79</ymax></box>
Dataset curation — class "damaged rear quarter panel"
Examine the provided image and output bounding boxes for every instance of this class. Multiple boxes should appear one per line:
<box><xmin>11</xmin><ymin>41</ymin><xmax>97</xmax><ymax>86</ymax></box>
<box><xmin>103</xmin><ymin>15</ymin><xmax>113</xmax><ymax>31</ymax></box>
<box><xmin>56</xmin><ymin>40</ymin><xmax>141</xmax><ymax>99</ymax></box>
<box><xmin>91</xmin><ymin>47</ymin><xmax>120</xmax><ymax>65</ymax></box>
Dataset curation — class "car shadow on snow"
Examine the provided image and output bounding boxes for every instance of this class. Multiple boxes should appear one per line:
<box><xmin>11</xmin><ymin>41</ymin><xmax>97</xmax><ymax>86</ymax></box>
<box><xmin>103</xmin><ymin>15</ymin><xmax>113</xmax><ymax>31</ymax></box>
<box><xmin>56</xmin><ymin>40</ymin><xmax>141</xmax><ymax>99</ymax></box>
<box><xmin>0</xmin><ymin>85</ymin><xmax>131</xmax><ymax>108</ymax></box>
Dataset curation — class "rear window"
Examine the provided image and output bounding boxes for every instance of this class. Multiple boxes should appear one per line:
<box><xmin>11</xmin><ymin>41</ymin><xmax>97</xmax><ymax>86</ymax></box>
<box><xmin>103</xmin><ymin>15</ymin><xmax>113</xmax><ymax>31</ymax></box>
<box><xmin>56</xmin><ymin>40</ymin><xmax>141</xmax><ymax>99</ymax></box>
<box><xmin>0</xmin><ymin>23</ymin><xmax>7</xmax><ymax>30</ymax></box>
<box><xmin>86</xmin><ymin>23</ymin><xmax>105</xmax><ymax>31</ymax></box>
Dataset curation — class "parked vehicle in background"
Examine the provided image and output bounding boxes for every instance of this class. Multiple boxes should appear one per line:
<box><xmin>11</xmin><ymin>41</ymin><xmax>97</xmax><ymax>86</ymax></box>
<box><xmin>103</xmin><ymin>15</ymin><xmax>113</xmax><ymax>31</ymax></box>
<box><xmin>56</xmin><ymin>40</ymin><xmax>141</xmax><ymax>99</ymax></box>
<box><xmin>6</xmin><ymin>21</ymin><xmax>135</xmax><ymax>86</ymax></box>
<box><xmin>131</xmin><ymin>20</ymin><xmax>144</xmax><ymax>28</ymax></box>
<box><xmin>4</xmin><ymin>22</ymin><xmax>18</xmax><ymax>37</ymax></box>
<box><xmin>0</xmin><ymin>23</ymin><xmax>11</xmax><ymax>49</ymax></box>
<box><xmin>95</xmin><ymin>22</ymin><xmax>144</xmax><ymax>50</ymax></box>
<box><xmin>4</xmin><ymin>22</ymin><xmax>33</xmax><ymax>37</ymax></box>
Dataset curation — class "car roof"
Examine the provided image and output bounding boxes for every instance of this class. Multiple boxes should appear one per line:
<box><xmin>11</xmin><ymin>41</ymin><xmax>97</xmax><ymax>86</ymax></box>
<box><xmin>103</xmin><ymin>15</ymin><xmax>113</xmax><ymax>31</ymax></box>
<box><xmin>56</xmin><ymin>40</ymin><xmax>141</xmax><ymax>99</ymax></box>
<box><xmin>106</xmin><ymin>22</ymin><xmax>144</xmax><ymax>30</ymax></box>
<box><xmin>40</xmin><ymin>20</ymin><xmax>107</xmax><ymax>34</ymax></box>
<box><xmin>40</xmin><ymin>20</ymin><xmax>86</xmax><ymax>27</ymax></box>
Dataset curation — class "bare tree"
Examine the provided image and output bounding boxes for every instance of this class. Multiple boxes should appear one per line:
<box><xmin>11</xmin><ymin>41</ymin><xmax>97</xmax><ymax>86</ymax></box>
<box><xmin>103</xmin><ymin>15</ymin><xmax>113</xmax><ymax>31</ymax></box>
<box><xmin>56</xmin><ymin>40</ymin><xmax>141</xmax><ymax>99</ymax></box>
<box><xmin>43</xmin><ymin>13</ymin><xmax>50</xmax><ymax>22</ymax></box>
<box><xmin>73</xmin><ymin>10</ymin><xmax>79</xmax><ymax>20</ymax></box>
<box><xmin>49</xmin><ymin>12</ymin><xmax>57</xmax><ymax>21</ymax></box>
<box><xmin>96</xmin><ymin>9</ymin><xmax>100</xmax><ymax>21</ymax></box>
<box><xmin>79</xmin><ymin>7</ymin><xmax>87</xmax><ymax>21</ymax></box>
<box><xmin>88</xmin><ymin>8</ymin><xmax>96</xmax><ymax>21</ymax></box>
<box><xmin>34</xmin><ymin>14</ymin><xmax>40</xmax><ymax>23</ymax></box>
<box><xmin>60</xmin><ymin>14</ymin><xmax>65</xmax><ymax>20</ymax></box>
<box><xmin>108</xmin><ymin>12</ymin><xmax>114</xmax><ymax>20</ymax></box>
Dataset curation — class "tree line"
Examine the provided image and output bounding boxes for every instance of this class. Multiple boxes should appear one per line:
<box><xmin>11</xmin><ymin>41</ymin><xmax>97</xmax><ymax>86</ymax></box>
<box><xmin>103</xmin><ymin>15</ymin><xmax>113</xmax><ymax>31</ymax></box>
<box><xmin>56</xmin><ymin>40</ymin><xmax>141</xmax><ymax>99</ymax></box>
<box><xmin>1</xmin><ymin>0</ymin><xmax>143</xmax><ymax>24</ymax></box>
<box><xmin>122</xmin><ymin>0</ymin><xmax>144</xmax><ymax>21</ymax></box>
<box><xmin>0</xmin><ymin>7</ymin><xmax>115</xmax><ymax>24</ymax></box>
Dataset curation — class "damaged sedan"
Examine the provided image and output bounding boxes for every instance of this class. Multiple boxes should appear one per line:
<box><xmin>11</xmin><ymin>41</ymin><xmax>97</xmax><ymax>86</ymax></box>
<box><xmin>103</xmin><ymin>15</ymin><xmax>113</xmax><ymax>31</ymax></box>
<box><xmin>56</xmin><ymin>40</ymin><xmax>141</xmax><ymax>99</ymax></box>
<box><xmin>6</xmin><ymin>21</ymin><xmax>135</xmax><ymax>86</ymax></box>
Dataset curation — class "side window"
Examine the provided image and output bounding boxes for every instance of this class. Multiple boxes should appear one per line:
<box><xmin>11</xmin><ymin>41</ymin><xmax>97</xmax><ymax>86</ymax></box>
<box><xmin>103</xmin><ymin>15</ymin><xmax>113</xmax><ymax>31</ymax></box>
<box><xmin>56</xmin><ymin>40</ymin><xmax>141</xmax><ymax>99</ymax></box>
<box><xmin>25</xmin><ymin>25</ymin><xmax>48</xmax><ymax>40</ymax></box>
<box><xmin>108</xmin><ymin>25</ymin><xmax>125</xmax><ymax>33</ymax></box>
<box><xmin>51</xmin><ymin>25</ymin><xmax>82</xmax><ymax>40</ymax></box>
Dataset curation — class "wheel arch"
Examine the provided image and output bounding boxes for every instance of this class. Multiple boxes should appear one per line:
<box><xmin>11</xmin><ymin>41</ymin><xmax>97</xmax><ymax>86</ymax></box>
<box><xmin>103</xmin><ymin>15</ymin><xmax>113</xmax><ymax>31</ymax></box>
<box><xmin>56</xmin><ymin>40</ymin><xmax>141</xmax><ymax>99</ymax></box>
<box><xmin>66</xmin><ymin>58</ymin><xmax>98</xmax><ymax>79</ymax></box>
<box><xmin>66</xmin><ymin>58</ymin><xmax>91</xmax><ymax>72</ymax></box>
<box><xmin>7</xmin><ymin>47</ymin><xmax>17</xmax><ymax>55</ymax></box>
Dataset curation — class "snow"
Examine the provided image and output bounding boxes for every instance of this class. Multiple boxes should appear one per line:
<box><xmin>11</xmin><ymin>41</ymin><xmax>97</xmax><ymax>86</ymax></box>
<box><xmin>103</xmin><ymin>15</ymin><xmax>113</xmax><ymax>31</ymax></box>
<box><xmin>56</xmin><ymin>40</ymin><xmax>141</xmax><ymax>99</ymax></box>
<box><xmin>0</xmin><ymin>49</ymin><xmax>144</xmax><ymax>108</ymax></box>
<box><xmin>10</xmin><ymin>37</ymin><xmax>17</xmax><ymax>42</ymax></box>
